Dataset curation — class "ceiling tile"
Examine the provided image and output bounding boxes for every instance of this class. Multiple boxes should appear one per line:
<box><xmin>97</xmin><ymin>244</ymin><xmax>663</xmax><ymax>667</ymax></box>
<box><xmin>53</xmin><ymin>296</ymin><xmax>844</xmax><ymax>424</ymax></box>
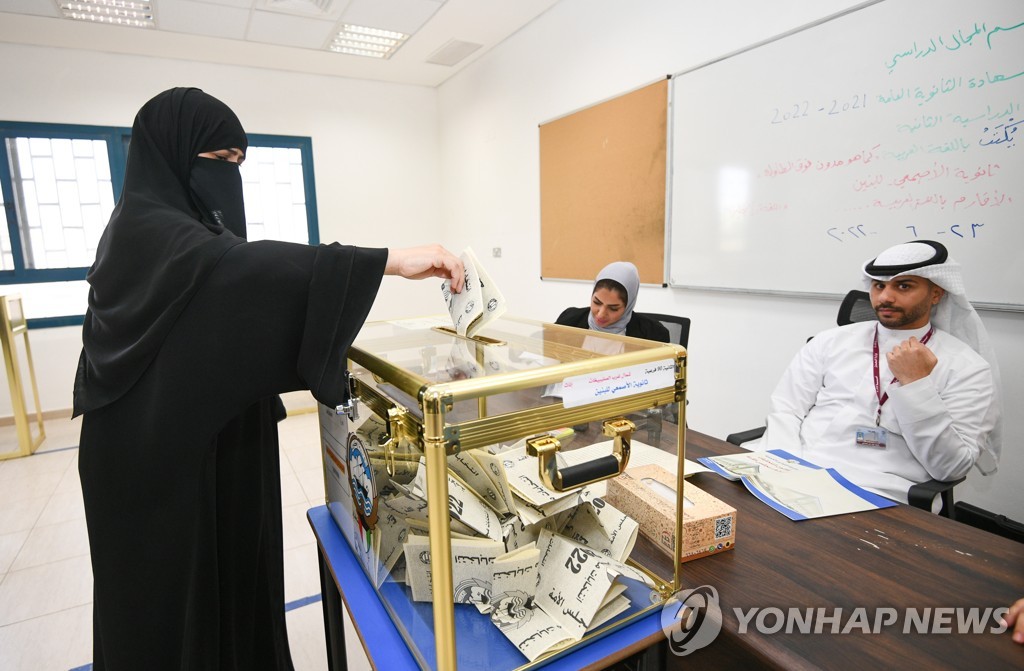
<box><xmin>0</xmin><ymin>0</ymin><xmax>59</xmax><ymax>17</ymax></box>
<box><xmin>0</xmin><ymin>0</ymin><xmax>562</xmax><ymax>88</ymax></box>
<box><xmin>255</xmin><ymin>0</ymin><xmax>351</xmax><ymax>20</ymax></box>
<box><xmin>425</xmin><ymin>38</ymin><xmax>480</xmax><ymax>67</ymax></box>
<box><xmin>157</xmin><ymin>0</ymin><xmax>250</xmax><ymax>40</ymax></box>
<box><xmin>247</xmin><ymin>9</ymin><xmax>336</xmax><ymax>49</ymax></box>
<box><xmin>340</xmin><ymin>0</ymin><xmax>443</xmax><ymax>36</ymax></box>
<box><xmin>187</xmin><ymin>0</ymin><xmax>253</xmax><ymax>8</ymax></box>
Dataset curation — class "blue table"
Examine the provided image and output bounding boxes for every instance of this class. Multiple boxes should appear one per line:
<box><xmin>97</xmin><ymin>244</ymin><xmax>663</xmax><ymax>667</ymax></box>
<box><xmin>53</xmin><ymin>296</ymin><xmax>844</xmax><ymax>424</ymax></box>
<box><xmin>307</xmin><ymin>505</ymin><xmax>666</xmax><ymax>670</ymax></box>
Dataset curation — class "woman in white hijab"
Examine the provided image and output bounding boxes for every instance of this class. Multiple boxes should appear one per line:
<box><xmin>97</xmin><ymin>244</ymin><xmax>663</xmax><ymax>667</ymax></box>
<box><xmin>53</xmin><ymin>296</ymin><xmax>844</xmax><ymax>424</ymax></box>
<box><xmin>555</xmin><ymin>261</ymin><xmax>669</xmax><ymax>342</ymax></box>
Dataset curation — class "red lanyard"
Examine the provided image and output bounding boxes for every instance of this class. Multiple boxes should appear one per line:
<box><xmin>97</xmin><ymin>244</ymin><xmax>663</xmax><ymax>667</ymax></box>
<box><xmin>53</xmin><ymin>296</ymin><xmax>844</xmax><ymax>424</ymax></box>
<box><xmin>872</xmin><ymin>324</ymin><xmax>934</xmax><ymax>426</ymax></box>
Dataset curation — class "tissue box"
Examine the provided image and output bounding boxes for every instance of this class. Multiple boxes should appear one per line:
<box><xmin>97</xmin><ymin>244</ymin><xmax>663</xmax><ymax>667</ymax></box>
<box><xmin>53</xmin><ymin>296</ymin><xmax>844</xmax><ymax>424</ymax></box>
<box><xmin>605</xmin><ymin>463</ymin><xmax>736</xmax><ymax>562</ymax></box>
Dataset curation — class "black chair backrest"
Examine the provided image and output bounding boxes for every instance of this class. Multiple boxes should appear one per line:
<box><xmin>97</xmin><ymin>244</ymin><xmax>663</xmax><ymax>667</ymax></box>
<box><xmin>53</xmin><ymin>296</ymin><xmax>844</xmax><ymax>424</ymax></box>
<box><xmin>837</xmin><ymin>289</ymin><xmax>876</xmax><ymax>326</ymax></box>
<box><xmin>953</xmin><ymin>502</ymin><xmax>1024</xmax><ymax>544</ymax></box>
<box><xmin>638</xmin><ymin>312</ymin><xmax>690</xmax><ymax>348</ymax></box>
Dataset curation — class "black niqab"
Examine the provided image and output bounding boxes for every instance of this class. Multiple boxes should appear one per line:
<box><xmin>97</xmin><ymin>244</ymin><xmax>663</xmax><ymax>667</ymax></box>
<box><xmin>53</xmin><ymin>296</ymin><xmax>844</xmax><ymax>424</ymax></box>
<box><xmin>74</xmin><ymin>87</ymin><xmax>249</xmax><ymax>416</ymax></box>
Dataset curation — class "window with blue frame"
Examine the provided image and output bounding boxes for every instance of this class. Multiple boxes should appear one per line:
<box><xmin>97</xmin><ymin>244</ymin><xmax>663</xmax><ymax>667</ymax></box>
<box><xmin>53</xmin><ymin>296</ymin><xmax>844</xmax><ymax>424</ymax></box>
<box><xmin>0</xmin><ymin>122</ymin><xmax>318</xmax><ymax>328</ymax></box>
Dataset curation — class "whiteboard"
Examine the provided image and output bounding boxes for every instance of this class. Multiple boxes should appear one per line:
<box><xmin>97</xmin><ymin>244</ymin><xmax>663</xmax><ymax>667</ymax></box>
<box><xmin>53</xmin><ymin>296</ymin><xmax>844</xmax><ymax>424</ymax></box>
<box><xmin>669</xmin><ymin>0</ymin><xmax>1024</xmax><ymax>309</ymax></box>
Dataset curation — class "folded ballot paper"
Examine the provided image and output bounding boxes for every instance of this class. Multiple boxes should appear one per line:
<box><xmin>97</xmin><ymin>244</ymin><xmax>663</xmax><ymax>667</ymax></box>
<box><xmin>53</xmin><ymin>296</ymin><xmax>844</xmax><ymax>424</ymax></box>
<box><xmin>698</xmin><ymin>449</ymin><xmax>896</xmax><ymax>521</ymax></box>
<box><xmin>388</xmin><ymin>435</ymin><xmax>657</xmax><ymax>663</ymax></box>
<box><xmin>441</xmin><ymin>247</ymin><xmax>507</xmax><ymax>337</ymax></box>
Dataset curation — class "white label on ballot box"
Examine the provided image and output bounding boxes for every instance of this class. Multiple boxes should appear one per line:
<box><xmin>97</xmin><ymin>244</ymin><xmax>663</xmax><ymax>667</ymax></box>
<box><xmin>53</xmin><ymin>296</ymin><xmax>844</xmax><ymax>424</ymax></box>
<box><xmin>560</xmin><ymin>359</ymin><xmax>675</xmax><ymax>409</ymax></box>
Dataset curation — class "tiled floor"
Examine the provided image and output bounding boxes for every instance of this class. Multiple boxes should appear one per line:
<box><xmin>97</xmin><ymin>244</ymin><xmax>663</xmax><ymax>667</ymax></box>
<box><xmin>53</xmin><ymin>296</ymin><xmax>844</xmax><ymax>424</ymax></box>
<box><xmin>0</xmin><ymin>411</ymin><xmax>372</xmax><ymax>671</ymax></box>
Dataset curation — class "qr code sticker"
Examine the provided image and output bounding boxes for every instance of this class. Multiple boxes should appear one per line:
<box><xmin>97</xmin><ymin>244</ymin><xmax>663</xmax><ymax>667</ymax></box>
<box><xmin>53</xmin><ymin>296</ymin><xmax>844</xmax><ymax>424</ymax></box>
<box><xmin>714</xmin><ymin>516</ymin><xmax>733</xmax><ymax>540</ymax></box>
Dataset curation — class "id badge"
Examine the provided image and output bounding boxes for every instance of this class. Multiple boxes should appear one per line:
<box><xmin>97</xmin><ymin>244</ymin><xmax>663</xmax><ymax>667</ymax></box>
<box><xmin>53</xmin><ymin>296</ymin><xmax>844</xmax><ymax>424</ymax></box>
<box><xmin>855</xmin><ymin>426</ymin><xmax>888</xmax><ymax>449</ymax></box>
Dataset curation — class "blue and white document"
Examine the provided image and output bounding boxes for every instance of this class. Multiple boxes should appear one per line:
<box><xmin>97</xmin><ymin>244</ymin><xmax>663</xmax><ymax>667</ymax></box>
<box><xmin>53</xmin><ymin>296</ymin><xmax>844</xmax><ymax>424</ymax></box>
<box><xmin>698</xmin><ymin>449</ymin><xmax>896</xmax><ymax>521</ymax></box>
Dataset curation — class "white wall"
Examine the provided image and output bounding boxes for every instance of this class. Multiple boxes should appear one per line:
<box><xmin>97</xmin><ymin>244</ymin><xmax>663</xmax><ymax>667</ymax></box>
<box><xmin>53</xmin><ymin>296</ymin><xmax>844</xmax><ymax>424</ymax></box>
<box><xmin>436</xmin><ymin>0</ymin><xmax>1024</xmax><ymax>519</ymax></box>
<box><xmin>0</xmin><ymin>41</ymin><xmax>446</xmax><ymax>415</ymax></box>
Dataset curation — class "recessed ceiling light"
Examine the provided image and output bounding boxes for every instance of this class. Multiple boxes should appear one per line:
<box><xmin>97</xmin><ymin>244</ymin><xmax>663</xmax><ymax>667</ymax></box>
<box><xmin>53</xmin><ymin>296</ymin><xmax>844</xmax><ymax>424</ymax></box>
<box><xmin>57</xmin><ymin>0</ymin><xmax>154</xmax><ymax>28</ymax></box>
<box><xmin>328</xmin><ymin>24</ymin><xmax>409</xmax><ymax>59</ymax></box>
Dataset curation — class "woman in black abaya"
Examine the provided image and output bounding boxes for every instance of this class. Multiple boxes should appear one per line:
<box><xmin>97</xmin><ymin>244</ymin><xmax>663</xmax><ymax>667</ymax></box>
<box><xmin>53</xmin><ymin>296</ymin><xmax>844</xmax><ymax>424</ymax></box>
<box><xmin>74</xmin><ymin>87</ymin><xmax>463</xmax><ymax>670</ymax></box>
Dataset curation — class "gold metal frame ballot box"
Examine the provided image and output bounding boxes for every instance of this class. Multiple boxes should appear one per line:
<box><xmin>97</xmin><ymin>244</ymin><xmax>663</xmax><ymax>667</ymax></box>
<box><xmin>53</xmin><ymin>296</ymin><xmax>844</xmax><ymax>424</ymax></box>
<box><xmin>318</xmin><ymin>315</ymin><xmax>687</xmax><ymax>671</ymax></box>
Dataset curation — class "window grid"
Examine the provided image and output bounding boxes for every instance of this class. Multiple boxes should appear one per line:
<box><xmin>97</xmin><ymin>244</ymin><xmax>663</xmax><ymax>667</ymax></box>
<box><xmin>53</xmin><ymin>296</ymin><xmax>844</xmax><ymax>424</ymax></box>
<box><xmin>0</xmin><ymin>179</ymin><xmax>11</xmax><ymax>271</ymax></box>
<box><xmin>8</xmin><ymin>137</ymin><xmax>116</xmax><ymax>270</ymax></box>
<box><xmin>241</xmin><ymin>146</ymin><xmax>310</xmax><ymax>244</ymax></box>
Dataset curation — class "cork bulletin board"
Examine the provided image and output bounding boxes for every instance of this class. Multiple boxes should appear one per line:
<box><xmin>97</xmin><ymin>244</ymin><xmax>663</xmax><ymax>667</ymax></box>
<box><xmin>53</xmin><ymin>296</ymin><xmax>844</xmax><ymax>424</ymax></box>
<box><xmin>539</xmin><ymin>78</ymin><xmax>668</xmax><ymax>284</ymax></box>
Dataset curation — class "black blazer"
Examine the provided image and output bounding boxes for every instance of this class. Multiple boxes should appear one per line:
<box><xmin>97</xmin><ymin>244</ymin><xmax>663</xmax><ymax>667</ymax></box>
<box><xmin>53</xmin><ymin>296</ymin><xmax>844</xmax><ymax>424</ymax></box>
<box><xmin>555</xmin><ymin>307</ymin><xmax>670</xmax><ymax>343</ymax></box>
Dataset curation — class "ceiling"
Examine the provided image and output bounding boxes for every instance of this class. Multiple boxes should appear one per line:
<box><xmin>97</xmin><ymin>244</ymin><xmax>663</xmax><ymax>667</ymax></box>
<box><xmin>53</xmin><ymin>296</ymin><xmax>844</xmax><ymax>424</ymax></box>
<box><xmin>0</xmin><ymin>0</ymin><xmax>561</xmax><ymax>87</ymax></box>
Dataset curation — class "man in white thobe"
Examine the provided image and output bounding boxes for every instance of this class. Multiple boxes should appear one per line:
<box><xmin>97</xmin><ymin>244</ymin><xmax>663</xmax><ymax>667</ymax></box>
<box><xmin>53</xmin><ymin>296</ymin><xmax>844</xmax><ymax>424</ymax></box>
<box><xmin>759</xmin><ymin>240</ymin><xmax>1002</xmax><ymax>508</ymax></box>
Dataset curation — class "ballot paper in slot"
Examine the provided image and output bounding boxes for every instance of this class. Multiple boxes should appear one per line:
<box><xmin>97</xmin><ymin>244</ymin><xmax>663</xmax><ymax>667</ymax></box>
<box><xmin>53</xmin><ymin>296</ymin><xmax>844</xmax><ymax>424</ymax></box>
<box><xmin>442</xmin><ymin>246</ymin><xmax>507</xmax><ymax>337</ymax></box>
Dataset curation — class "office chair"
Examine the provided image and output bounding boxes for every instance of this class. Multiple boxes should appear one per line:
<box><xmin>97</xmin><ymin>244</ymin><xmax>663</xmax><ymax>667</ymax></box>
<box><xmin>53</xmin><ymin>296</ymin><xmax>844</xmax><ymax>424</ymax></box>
<box><xmin>569</xmin><ymin>312</ymin><xmax>690</xmax><ymax>433</ymax></box>
<box><xmin>836</xmin><ymin>289</ymin><xmax>876</xmax><ymax>326</ymax></box>
<box><xmin>634</xmin><ymin>312</ymin><xmax>689</xmax><ymax>426</ymax></box>
<box><xmin>723</xmin><ymin>289</ymin><xmax>964</xmax><ymax>518</ymax></box>
<box><xmin>953</xmin><ymin>502</ymin><xmax>1024</xmax><ymax>544</ymax></box>
<box><xmin>637</xmin><ymin>312</ymin><xmax>690</xmax><ymax>349</ymax></box>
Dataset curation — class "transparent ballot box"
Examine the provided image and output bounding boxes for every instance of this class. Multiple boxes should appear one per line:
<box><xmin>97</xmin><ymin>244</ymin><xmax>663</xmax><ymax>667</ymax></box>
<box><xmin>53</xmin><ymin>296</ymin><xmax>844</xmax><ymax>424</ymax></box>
<box><xmin>318</xmin><ymin>315</ymin><xmax>687</xmax><ymax>670</ymax></box>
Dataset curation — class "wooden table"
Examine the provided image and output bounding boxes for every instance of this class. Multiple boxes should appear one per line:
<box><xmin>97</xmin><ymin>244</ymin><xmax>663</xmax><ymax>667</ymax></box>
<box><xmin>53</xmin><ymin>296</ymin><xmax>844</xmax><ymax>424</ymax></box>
<box><xmin>654</xmin><ymin>429</ymin><xmax>1024</xmax><ymax>670</ymax></box>
<box><xmin>310</xmin><ymin>411</ymin><xmax>1023</xmax><ymax>670</ymax></box>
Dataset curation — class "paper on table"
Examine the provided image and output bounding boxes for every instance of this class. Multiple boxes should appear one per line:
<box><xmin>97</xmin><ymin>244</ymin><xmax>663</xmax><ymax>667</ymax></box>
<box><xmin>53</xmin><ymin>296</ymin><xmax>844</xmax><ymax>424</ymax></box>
<box><xmin>699</xmin><ymin>449</ymin><xmax>896</xmax><ymax>520</ymax></box>
<box><xmin>741</xmin><ymin>467</ymin><xmax>897</xmax><ymax>521</ymax></box>
<box><xmin>697</xmin><ymin>448</ymin><xmax>817</xmax><ymax>481</ymax></box>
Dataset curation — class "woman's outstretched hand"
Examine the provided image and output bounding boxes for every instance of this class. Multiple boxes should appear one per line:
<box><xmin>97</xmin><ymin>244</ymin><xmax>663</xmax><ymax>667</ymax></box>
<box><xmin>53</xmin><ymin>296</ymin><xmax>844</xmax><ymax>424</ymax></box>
<box><xmin>385</xmin><ymin>245</ymin><xmax>465</xmax><ymax>292</ymax></box>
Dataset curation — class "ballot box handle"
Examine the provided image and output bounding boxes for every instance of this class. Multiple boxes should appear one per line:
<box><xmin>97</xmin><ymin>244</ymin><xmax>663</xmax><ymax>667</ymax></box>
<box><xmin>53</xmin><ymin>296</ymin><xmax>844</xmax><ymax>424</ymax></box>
<box><xmin>527</xmin><ymin>418</ymin><xmax>634</xmax><ymax>492</ymax></box>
